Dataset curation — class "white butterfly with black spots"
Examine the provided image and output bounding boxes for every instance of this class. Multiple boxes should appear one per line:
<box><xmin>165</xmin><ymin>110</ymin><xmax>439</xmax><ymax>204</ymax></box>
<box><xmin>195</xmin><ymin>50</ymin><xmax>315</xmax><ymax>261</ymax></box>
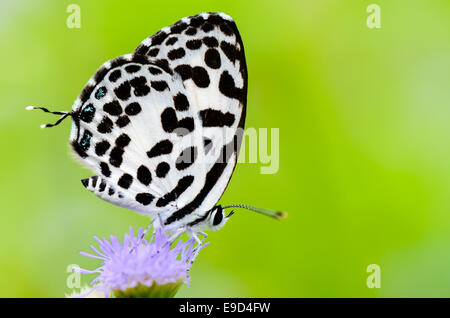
<box><xmin>28</xmin><ymin>12</ymin><xmax>284</xmax><ymax>242</ymax></box>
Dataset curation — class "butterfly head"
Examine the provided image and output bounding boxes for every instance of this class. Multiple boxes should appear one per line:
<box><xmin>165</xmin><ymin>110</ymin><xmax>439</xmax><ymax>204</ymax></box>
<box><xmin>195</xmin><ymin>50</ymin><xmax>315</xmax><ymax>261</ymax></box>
<box><xmin>207</xmin><ymin>205</ymin><xmax>234</xmax><ymax>231</ymax></box>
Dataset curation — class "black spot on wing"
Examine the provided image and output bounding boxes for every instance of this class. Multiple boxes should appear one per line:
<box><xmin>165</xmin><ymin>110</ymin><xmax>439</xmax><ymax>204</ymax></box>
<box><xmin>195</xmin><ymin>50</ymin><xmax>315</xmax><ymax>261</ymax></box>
<box><xmin>134</xmin><ymin>43</ymin><xmax>149</xmax><ymax>55</ymax></box>
<box><xmin>109</xmin><ymin>131</ymin><xmax>131</xmax><ymax>168</ymax></box>
<box><xmin>95</xmin><ymin>140</ymin><xmax>110</xmax><ymax>156</ymax></box>
<box><xmin>174</xmin><ymin>64</ymin><xmax>192</xmax><ymax>80</ymax></box>
<box><xmin>199</xmin><ymin>109</ymin><xmax>235</xmax><ymax>127</ymax></box>
<box><xmin>137</xmin><ymin>165</ymin><xmax>152</xmax><ymax>186</ymax></box>
<box><xmin>165</xmin><ymin>37</ymin><xmax>178</xmax><ymax>46</ymax></box>
<box><xmin>132</xmin><ymin>54</ymin><xmax>150</xmax><ymax>65</ymax></box>
<box><xmin>110</xmin><ymin>56</ymin><xmax>130</xmax><ymax>69</ymax></box>
<box><xmin>136</xmin><ymin>193</ymin><xmax>154</xmax><ymax>206</ymax></box>
<box><xmin>92</xmin><ymin>176</ymin><xmax>99</xmax><ymax>188</ymax></box>
<box><xmin>156</xmin><ymin>162</ymin><xmax>170</xmax><ymax>178</ymax></box>
<box><xmin>171</xmin><ymin>22</ymin><xmax>188</xmax><ymax>34</ymax></box>
<box><xmin>151</xmin><ymin>80</ymin><xmax>169</xmax><ymax>91</ymax></box>
<box><xmin>99</xmin><ymin>179</ymin><xmax>107</xmax><ymax>192</ymax></box>
<box><xmin>220</xmin><ymin>41</ymin><xmax>237</xmax><ymax>63</ymax></box>
<box><xmin>201</xmin><ymin>22</ymin><xmax>214</xmax><ymax>33</ymax></box>
<box><xmin>97</xmin><ymin>116</ymin><xmax>114</xmax><ymax>134</ymax></box>
<box><xmin>125</xmin><ymin>64</ymin><xmax>141</xmax><ymax>73</ymax></box>
<box><xmin>115</xmin><ymin>133</ymin><xmax>131</xmax><ymax>148</ymax></box>
<box><xmin>173</xmin><ymin>93</ymin><xmax>189</xmax><ymax>111</ymax></box>
<box><xmin>147</xmin><ymin>139</ymin><xmax>173</xmax><ymax>158</ymax></box>
<box><xmin>80</xmin><ymin>104</ymin><xmax>95</xmax><ymax>123</ymax></box>
<box><xmin>190</xmin><ymin>15</ymin><xmax>205</xmax><ymax>27</ymax></box>
<box><xmin>206</xmin><ymin>13</ymin><xmax>223</xmax><ymax>25</ymax></box>
<box><xmin>151</xmin><ymin>31</ymin><xmax>169</xmax><ymax>46</ymax></box>
<box><xmin>192</xmin><ymin>66</ymin><xmax>210</xmax><ymax>88</ymax></box>
<box><xmin>130</xmin><ymin>76</ymin><xmax>150</xmax><ymax>97</ymax></box>
<box><xmin>109</xmin><ymin>70</ymin><xmax>121</xmax><ymax>82</ymax></box>
<box><xmin>72</xmin><ymin>141</ymin><xmax>88</xmax><ymax>158</ymax></box>
<box><xmin>156</xmin><ymin>175</ymin><xmax>194</xmax><ymax>207</ymax></box>
<box><xmin>176</xmin><ymin>146</ymin><xmax>198</xmax><ymax>170</ymax></box>
<box><xmin>94</xmin><ymin>67</ymin><xmax>109</xmax><ymax>84</ymax></box>
<box><xmin>114</xmin><ymin>81</ymin><xmax>131</xmax><ymax>101</ymax></box>
<box><xmin>175</xmin><ymin>117</ymin><xmax>194</xmax><ymax>136</ymax></box>
<box><xmin>168</xmin><ymin>47</ymin><xmax>185</xmax><ymax>60</ymax></box>
<box><xmin>79</xmin><ymin>85</ymin><xmax>94</xmax><ymax>104</ymax></box>
<box><xmin>81</xmin><ymin>177</ymin><xmax>89</xmax><ymax>188</ymax></box>
<box><xmin>153</xmin><ymin>59</ymin><xmax>173</xmax><ymax>75</ymax></box>
<box><xmin>219</xmin><ymin>70</ymin><xmax>244</xmax><ymax>101</ymax></box>
<box><xmin>100</xmin><ymin>162</ymin><xmax>111</xmax><ymax>177</ymax></box>
<box><xmin>159</xmin><ymin>105</ymin><xmax>195</xmax><ymax>135</ymax></box>
<box><xmin>148</xmin><ymin>66</ymin><xmax>162</xmax><ymax>75</ymax></box>
<box><xmin>87</xmin><ymin>177</ymin><xmax>99</xmax><ymax>189</ymax></box>
<box><xmin>185</xmin><ymin>27</ymin><xmax>197</xmax><ymax>35</ymax></box>
<box><xmin>203</xmin><ymin>137</ymin><xmax>213</xmax><ymax>154</ymax></box>
<box><xmin>161</xmin><ymin>107</ymin><xmax>178</xmax><ymax>133</ymax></box>
<box><xmin>206</xmin><ymin>14</ymin><xmax>234</xmax><ymax>37</ymax></box>
<box><xmin>103</xmin><ymin>100</ymin><xmax>122</xmax><ymax>116</ymax></box>
<box><xmin>116</xmin><ymin>115</ymin><xmax>130</xmax><ymax>128</ymax></box>
<box><xmin>109</xmin><ymin>147</ymin><xmax>124</xmax><ymax>167</ymax></box>
<box><xmin>95</xmin><ymin>87</ymin><xmax>107</xmax><ymax>99</ymax></box>
<box><xmin>219</xmin><ymin>21</ymin><xmax>233</xmax><ymax>36</ymax></box>
<box><xmin>118</xmin><ymin>173</ymin><xmax>133</xmax><ymax>189</ymax></box>
<box><xmin>204</xmin><ymin>49</ymin><xmax>221</xmax><ymax>69</ymax></box>
<box><xmin>148</xmin><ymin>48</ymin><xmax>159</xmax><ymax>57</ymax></box>
<box><xmin>125</xmin><ymin>102</ymin><xmax>142</xmax><ymax>116</ymax></box>
<box><xmin>79</xmin><ymin>130</ymin><xmax>92</xmax><ymax>151</ymax></box>
<box><xmin>203</xmin><ymin>36</ymin><xmax>218</xmax><ymax>47</ymax></box>
<box><xmin>186</xmin><ymin>39</ymin><xmax>202</xmax><ymax>50</ymax></box>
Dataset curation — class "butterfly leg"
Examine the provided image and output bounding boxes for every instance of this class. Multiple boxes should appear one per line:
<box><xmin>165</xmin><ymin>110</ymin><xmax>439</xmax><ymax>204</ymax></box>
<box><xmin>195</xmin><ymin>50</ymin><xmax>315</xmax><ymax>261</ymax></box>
<box><xmin>157</xmin><ymin>213</ymin><xmax>166</xmax><ymax>232</ymax></box>
<box><xmin>198</xmin><ymin>231</ymin><xmax>208</xmax><ymax>239</ymax></box>
<box><xmin>130</xmin><ymin>218</ymin><xmax>156</xmax><ymax>253</ymax></box>
<box><xmin>188</xmin><ymin>230</ymin><xmax>206</xmax><ymax>264</ymax></box>
<box><xmin>168</xmin><ymin>227</ymin><xmax>186</xmax><ymax>244</ymax></box>
<box><xmin>188</xmin><ymin>229</ymin><xmax>203</xmax><ymax>245</ymax></box>
<box><xmin>150</xmin><ymin>227</ymin><xmax>185</xmax><ymax>254</ymax></box>
<box><xmin>141</xmin><ymin>218</ymin><xmax>155</xmax><ymax>240</ymax></box>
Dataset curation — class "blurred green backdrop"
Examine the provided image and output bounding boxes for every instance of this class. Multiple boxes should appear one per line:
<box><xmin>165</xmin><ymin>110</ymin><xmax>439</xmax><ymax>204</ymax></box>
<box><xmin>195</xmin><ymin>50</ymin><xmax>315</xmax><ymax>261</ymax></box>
<box><xmin>1</xmin><ymin>0</ymin><xmax>450</xmax><ymax>297</ymax></box>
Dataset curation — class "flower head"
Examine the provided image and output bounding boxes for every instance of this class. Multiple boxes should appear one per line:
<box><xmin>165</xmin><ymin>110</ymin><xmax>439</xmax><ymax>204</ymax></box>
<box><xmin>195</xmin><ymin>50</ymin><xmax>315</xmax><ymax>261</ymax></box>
<box><xmin>78</xmin><ymin>227</ymin><xmax>207</xmax><ymax>298</ymax></box>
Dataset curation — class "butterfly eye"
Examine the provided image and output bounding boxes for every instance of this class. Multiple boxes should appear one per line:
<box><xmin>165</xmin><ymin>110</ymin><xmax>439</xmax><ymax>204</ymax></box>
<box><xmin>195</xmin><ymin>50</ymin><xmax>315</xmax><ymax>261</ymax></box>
<box><xmin>212</xmin><ymin>208</ymin><xmax>224</xmax><ymax>226</ymax></box>
<box><xmin>95</xmin><ymin>86</ymin><xmax>107</xmax><ymax>99</ymax></box>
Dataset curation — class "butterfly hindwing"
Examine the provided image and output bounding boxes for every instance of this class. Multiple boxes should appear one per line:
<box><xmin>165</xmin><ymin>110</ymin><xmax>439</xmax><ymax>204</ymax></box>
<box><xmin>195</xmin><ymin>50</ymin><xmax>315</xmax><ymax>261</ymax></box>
<box><xmin>81</xmin><ymin>175</ymin><xmax>143</xmax><ymax>211</ymax></box>
<box><xmin>70</xmin><ymin>55</ymin><xmax>204</xmax><ymax>216</ymax></box>
<box><xmin>69</xmin><ymin>12</ymin><xmax>247</xmax><ymax>231</ymax></box>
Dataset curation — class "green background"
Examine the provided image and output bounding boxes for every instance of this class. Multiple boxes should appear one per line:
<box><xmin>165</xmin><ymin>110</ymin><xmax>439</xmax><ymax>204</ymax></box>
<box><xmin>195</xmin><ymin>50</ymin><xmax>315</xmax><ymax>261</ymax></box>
<box><xmin>1</xmin><ymin>0</ymin><xmax>450</xmax><ymax>297</ymax></box>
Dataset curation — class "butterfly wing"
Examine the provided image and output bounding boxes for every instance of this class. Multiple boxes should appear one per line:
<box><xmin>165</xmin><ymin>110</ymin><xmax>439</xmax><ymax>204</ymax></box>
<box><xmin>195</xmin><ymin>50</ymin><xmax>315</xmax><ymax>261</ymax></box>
<box><xmin>69</xmin><ymin>12</ymin><xmax>247</xmax><ymax>231</ymax></box>
<box><xmin>135</xmin><ymin>12</ymin><xmax>248</xmax><ymax>228</ymax></box>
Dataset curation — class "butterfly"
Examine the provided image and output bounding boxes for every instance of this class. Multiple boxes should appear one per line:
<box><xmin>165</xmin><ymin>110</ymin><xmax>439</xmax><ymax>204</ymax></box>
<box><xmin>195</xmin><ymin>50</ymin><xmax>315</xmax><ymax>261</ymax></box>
<box><xmin>28</xmin><ymin>12</ymin><xmax>285</xmax><ymax>243</ymax></box>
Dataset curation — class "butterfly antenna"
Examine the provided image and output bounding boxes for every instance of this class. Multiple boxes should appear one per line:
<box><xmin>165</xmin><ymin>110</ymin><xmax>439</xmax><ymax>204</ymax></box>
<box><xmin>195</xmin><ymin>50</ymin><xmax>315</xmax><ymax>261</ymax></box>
<box><xmin>222</xmin><ymin>204</ymin><xmax>287</xmax><ymax>220</ymax></box>
<box><xmin>26</xmin><ymin>106</ymin><xmax>71</xmax><ymax>128</ymax></box>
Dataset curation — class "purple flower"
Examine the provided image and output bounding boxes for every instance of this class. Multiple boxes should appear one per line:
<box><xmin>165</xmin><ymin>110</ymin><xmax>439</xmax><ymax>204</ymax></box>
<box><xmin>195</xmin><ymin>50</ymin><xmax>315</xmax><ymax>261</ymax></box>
<box><xmin>78</xmin><ymin>227</ymin><xmax>207</xmax><ymax>298</ymax></box>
